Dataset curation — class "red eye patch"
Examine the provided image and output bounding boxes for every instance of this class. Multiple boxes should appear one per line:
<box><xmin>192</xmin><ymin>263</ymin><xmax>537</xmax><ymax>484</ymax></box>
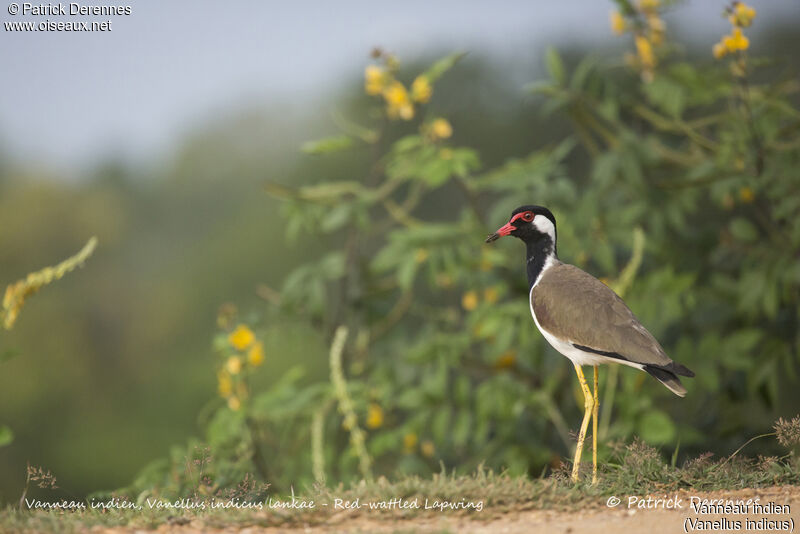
<box><xmin>509</xmin><ymin>211</ymin><xmax>534</xmax><ymax>224</ymax></box>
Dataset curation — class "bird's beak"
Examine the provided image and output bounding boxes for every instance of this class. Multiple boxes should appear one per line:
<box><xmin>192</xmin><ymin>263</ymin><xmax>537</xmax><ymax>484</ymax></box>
<box><xmin>485</xmin><ymin>221</ymin><xmax>516</xmax><ymax>243</ymax></box>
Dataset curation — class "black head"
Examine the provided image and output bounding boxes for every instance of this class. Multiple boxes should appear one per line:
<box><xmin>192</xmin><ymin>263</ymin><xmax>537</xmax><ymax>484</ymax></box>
<box><xmin>485</xmin><ymin>205</ymin><xmax>557</xmax><ymax>246</ymax></box>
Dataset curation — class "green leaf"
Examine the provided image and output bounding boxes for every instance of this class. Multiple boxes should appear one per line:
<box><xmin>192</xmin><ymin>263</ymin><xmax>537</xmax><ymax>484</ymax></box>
<box><xmin>570</xmin><ymin>56</ymin><xmax>597</xmax><ymax>90</ymax></box>
<box><xmin>421</xmin><ymin>52</ymin><xmax>466</xmax><ymax>83</ymax></box>
<box><xmin>0</xmin><ymin>425</ymin><xmax>14</xmax><ymax>447</ymax></box>
<box><xmin>302</xmin><ymin>135</ymin><xmax>353</xmax><ymax>154</ymax></box>
<box><xmin>637</xmin><ymin>410</ymin><xmax>676</xmax><ymax>444</ymax></box>
<box><xmin>397</xmin><ymin>257</ymin><xmax>418</xmax><ymax>291</ymax></box>
<box><xmin>321</xmin><ymin>204</ymin><xmax>351</xmax><ymax>233</ymax></box>
<box><xmin>643</xmin><ymin>77</ymin><xmax>686</xmax><ymax>118</ymax></box>
<box><xmin>546</xmin><ymin>47</ymin><xmax>566</xmax><ymax>86</ymax></box>
<box><xmin>392</xmin><ymin>135</ymin><xmax>423</xmax><ymax>153</ymax></box>
<box><xmin>730</xmin><ymin>218</ymin><xmax>758</xmax><ymax>242</ymax></box>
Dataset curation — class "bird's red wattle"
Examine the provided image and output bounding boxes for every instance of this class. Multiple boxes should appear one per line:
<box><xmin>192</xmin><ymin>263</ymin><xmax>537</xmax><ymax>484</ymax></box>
<box><xmin>494</xmin><ymin>221</ymin><xmax>516</xmax><ymax>236</ymax></box>
<box><xmin>494</xmin><ymin>212</ymin><xmax>529</xmax><ymax>236</ymax></box>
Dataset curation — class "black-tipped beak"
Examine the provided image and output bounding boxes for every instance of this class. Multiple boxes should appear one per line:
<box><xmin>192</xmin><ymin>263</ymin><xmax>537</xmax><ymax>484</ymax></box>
<box><xmin>485</xmin><ymin>221</ymin><xmax>516</xmax><ymax>243</ymax></box>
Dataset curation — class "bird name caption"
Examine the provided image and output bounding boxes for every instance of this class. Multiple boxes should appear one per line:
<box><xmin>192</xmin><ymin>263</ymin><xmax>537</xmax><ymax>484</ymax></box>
<box><xmin>23</xmin><ymin>496</ymin><xmax>485</xmax><ymax>513</ymax></box>
<box><xmin>606</xmin><ymin>495</ymin><xmax>794</xmax><ymax>532</ymax></box>
<box><xmin>5</xmin><ymin>3</ymin><xmax>131</xmax><ymax>32</ymax></box>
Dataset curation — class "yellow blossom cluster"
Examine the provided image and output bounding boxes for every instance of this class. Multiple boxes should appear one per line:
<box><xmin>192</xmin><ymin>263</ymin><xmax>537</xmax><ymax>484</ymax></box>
<box><xmin>461</xmin><ymin>286</ymin><xmax>501</xmax><ymax>311</ymax></box>
<box><xmin>425</xmin><ymin>118</ymin><xmax>452</xmax><ymax>140</ymax></box>
<box><xmin>420</xmin><ymin>440</ymin><xmax>435</xmax><ymax>458</ymax></box>
<box><xmin>216</xmin><ymin>320</ymin><xmax>266</xmax><ymax>411</ymax></box>
<box><xmin>2</xmin><ymin>237</ymin><xmax>97</xmax><ymax>330</ymax></box>
<box><xmin>401</xmin><ymin>432</ymin><xmax>436</xmax><ymax>457</ymax></box>
<box><xmin>610</xmin><ymin>0</ymin><xmax>666</xmax><ymax>82</ymax></box>
<box><xmin>364</xmin><ymin>54</ymin><xmax>433</xmax><ymax>120</ymax></box>
<box><xmin>494</xmin><ymin>350</ymin><xmax>517</xmax><ymax>370</ymax></box>
<box><xmin>461</xmin><ymin>290</ymin><xmax>479</xmax><ymax>311</ymax></box>
<box><xmin>728</xmin><ymin>1</ymin><xmax>756</xmax><ymax>28</ymax></box>
<box><xmin>713</xmin><ymin>2</ymin><xmax>755</xmax><ymax>59</ymax></box>
<box><xmin>366</xmin><ymin>403</ymin><xmax>384</xmax><ymax>429</ymax></box>
<box><xmin>403</xmin><ymin>432</ymin><xmax>418</xmax><ymax>451</ymax></box>
<box><xmin>722</xmin><ymin>186</ymin><xmax>756</xmax><ymax>209</ymax></box>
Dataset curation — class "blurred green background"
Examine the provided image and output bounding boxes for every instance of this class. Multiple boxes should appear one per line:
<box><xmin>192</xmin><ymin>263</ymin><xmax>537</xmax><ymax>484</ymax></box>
<box><xmin>1</xmin><ymin>1</ymin><xmax>799</xmax><ymax>503</ymax></box>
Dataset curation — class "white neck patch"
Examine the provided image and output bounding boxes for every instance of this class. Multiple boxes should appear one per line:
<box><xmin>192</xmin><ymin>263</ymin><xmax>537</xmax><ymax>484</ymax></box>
<box><xmin>532</xmin><ymin>215</ymin><xmax>556</xmax><ymax>244</ymax></box>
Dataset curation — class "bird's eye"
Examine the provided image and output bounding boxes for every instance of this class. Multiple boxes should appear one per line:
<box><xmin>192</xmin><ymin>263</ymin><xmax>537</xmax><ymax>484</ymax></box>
<box><xmin>522</xmin><ymin>212</ymin><xmax>534</xmax><ymax>222</ymax></box>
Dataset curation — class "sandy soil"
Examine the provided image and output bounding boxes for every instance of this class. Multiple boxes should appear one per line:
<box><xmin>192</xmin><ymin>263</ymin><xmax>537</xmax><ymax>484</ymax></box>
<box><xmin>97</xmin><ymin>486</ymin><xmax>799</xmax><ymax>534</ymax></box>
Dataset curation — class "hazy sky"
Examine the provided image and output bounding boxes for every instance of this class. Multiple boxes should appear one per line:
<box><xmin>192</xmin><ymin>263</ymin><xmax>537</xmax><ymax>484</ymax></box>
<box><xmin>1</xmin><ymin>1</ymin><xmax>797</xmax><ymax>171</ymax></box>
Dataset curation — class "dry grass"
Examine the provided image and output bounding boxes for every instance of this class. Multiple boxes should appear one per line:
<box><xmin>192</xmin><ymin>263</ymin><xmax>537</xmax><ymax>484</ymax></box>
<box><xmin>2</xmin><ymin>436</ymin><xmax>798</xmax><ymax>533</ymax></box>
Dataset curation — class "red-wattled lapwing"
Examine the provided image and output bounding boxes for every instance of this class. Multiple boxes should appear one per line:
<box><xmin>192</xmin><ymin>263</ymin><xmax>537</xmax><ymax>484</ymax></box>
<box><xmin>486</xmin><ymin>205</ymin><xmax>694</xmax><ymax>483</ymax></box>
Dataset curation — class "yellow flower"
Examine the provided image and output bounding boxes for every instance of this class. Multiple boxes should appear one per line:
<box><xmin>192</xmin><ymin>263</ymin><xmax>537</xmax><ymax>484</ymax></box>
<box><xmin>739</xmin><ymin>186</ymin><xmax>755</xmax><ymax>203</ymax></box>
<box><xmin>226</xmin><ymin>356</ymin><xmax>242</xmax><ymax>375</ymax></box>
<box><xmin>494</xmin><ymin>350</ymin><xmax>517</xmax><ymax>370</ymax></box>
<box><xmin>2</xmin><ymin>237</ymin><xmax>97</xmax><ymax>330</ymax></box>
<box><xmin>421</xmin><ymin>440</ymin><xmax>435</xmax><ymax>458</ymax></box>
<box><xmin>366</xmin><ymin>403</ymin><xmax>384</xmax><ymax>429</ymax></box>
<box><xmin>610</xmin><ymin>11</ymin><xmax>626</xmax><ymax>35</ymax></box>
<box><xmin>247</xmin><ymin>341</ymin><xmax>265</xmax><ymax>366</ymax></box>
<box><xmin>430</xmin><ymin>118</ymin><xmax>453</xmax><ymax>140</ymax></box>
<box><xmin>483</xmin><ymin>286</ymin><xmax>499</xmax><ymax>304</ymax></box>
<box><xmin>383</xmin><ymin>81</ymin><xmax>408</xmax><ymax>105</ymax></box>
<box><xmin>365</xmin><ymin>65</ymin><xmax>386</xmax><ymax>95</ymax></box>
<box><xmin>729</xmin><ymin>2</ymin><xmax>756</xmax><ymax>27</ymax></box>
<box><xmin>217</xmin><ymin>371</ymin><xmax>232</xmax><ymax>397</ymax></box>
<box><xmin>713</xmin><ymin>42</ymin><xmax>727</xmax><ymax>59</ymax></box>
<box><xmin>461</xmin><ymin>290</ymin><xmax>479</xmax><ymax>311</ymax></box>
<box><xmin>227</xmin><ymin>396</ymin><xmax>241</xmax><ymax>411</ymax></box>
<box><xmin>647</xmin><ymin>14</ymin><xmax>665</xmax><ymax>33</ymax></box>
<box><xmin>723</xmin><ymin>28</ymin><xmax>749</xmax><ymax>52</ymax></box>
<box><xmin>414</xmin><ymin>248</ymin><xmax>429</xmax><ymax>264</ymax></box>
<box><xmin>411</xmin><ymin>75</ymin><xmax>432</xmax><ymax>103</ymax></box>
<box><xmin>635</xmin><ymin>35</ymin><xmax>655</xmax><ymax>68</ymax></box>
<box><xmin>403</xmin><ymin>432</ymin><xmax>418</xmax><ymax>451</ymax></box>
<box><xmin>383</xmin><ymin>81</ymin><xmax>414</xmax><ymax>120</ymax></box>
<box><xmin>228</xmin><ymin>324</ymin><xmax>255</xmax><ymax>350</ymax></box>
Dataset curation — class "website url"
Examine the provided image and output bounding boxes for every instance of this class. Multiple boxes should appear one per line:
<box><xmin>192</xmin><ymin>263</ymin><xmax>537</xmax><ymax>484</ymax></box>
<box><xmin>4</xmin><ymin>19</ymin><xmax>111</xmax><ymax>31</ymax></box>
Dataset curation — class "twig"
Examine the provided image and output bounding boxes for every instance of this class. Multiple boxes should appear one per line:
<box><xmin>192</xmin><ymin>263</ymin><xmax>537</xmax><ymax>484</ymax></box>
<box><xmin>329</xmin><ymin>326</ymin><xmax>373</xmax><ymax>480</ymax></box>
<box><xmin>719</xmin><ymin>432</ymin><xmax>776</xmax><ymax>467</ymax></box>
<box><xmin>311</xmin><ymin>399</ymin><xmax>333</xmax><ymax>485</ymax></box>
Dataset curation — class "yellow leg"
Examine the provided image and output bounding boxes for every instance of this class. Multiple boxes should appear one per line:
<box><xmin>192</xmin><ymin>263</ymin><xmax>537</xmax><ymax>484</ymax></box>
<box><xmin>571</xmin><ymin>364</ymin><xmax>594</xmax><ymax>482</ymax></box>
<box><xmin>592</xmin><ymin>365</ymin><xmax>599</xmax><ymax>485</ymax></box>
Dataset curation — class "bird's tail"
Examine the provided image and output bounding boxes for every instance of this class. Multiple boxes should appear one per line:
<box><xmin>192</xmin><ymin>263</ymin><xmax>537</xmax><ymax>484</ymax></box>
<box><xmin>643</xmin><ymin>365</ymin><xmax>689</xmax><ymax>397</ymax></box>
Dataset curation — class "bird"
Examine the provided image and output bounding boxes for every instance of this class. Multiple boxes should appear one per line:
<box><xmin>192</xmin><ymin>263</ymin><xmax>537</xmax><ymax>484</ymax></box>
<box><xmin>485</xmin><ymin>205</ymin><xmax>694</xmax><ymax>484</ymax></box>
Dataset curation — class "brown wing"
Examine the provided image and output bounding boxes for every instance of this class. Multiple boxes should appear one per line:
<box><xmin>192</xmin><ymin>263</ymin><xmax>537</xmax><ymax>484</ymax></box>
<box><xmin>531</xmin><ymin>262</ymin><xmax>675</xmax><ymax>368</ymax></box>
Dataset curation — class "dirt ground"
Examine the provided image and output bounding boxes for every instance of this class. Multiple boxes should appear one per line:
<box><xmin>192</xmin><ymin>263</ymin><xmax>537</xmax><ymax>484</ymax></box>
<box><xmin>96</xmin><ymin>485</ymin><xmax>800</xmax><ymax>534</ymax></box>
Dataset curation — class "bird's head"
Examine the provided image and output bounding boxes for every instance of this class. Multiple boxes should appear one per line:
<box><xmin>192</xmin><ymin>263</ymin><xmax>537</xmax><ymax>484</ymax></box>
<box><xmin>485</xmin><ymin>205</ymin><xmax>557</xmax><ymax>246</ymax></box>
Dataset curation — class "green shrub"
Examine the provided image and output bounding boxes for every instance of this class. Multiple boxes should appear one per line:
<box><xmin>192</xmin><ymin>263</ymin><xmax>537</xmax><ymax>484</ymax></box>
<box><xmin>123</xmin><ymin>1</ymin><xmax>800</xmax><ymax>497</ymax></box>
